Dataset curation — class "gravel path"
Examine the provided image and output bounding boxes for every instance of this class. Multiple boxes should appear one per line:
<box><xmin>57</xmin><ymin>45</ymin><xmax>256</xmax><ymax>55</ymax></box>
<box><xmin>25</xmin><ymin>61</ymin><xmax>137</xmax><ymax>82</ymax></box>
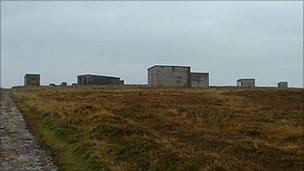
<box><xmin>0</xmin><ymin>90</ymin><xmax>57</xmax><ymax>171</ymax></box>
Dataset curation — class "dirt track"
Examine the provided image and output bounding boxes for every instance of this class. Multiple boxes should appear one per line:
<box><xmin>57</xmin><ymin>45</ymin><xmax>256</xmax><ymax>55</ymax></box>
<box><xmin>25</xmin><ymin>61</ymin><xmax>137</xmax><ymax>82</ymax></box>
<box><xmin>0</xmin><ymin>90</ymin><xmax>56</xmax><ymax>171</ymax></box>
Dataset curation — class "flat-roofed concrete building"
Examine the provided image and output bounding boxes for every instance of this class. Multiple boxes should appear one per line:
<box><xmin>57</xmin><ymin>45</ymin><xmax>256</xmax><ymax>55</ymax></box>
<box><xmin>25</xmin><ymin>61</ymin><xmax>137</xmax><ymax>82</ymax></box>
<box><xmin>237</xmin><ymin>79</ymin><xmax>255</xmax><ymax>88</ymax></box>
<box><xmin>147</xmin><ymin>65</ymin><xmax>209</xmax><ymax>88</ymax></box>
<box><xmin>190</xmin><ymin>73</ymin><xmax>209</xmax><ymax>88</ymax></box>
<box><xmin>148</xmin><ymin>65</ymin><xmax>191</xmax><ymax>87</ymax></box>
<box><xmin>77</xmin><ymin>74</ymin><xmax>124</xmax><ymax>86</ymax></box>
<box><xmin>278</xmin><ymin>81</ymin><xmax>288</xmax><ymax>88</ymax></box>
<box><xmin>24</xmin><ymin>74</ymin><xmax>40</xmax><ymax>86</ymax></box>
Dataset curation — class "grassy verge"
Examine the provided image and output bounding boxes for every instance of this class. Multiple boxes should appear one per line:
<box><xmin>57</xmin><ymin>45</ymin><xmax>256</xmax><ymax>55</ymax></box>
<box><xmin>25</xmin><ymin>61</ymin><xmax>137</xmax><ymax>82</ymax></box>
<box><xmin>11</xmin><ymin>91</ymin><xmax>96</xmax><ymax>171</ymax></box>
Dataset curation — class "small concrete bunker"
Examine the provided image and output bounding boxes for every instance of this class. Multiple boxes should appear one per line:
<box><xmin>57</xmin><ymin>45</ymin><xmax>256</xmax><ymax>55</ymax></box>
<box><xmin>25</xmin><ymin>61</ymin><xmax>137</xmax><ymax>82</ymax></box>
<box><xmin>278</xmin><ymin>81</ymin><xmax>288</xmax><ymax>88</ymax></box>
<box><xmin>190</xmin><ymin>73</ymin><xmax>209</xmax><ymax>88</ymax></box>
<box><xmin>147</xmin><ymin>65</ymin><xmax>209</xmax><ymax>88</ymax></box>
<box><xmin>24</xmin><ymin>74</ymin><xmax>40</xmax><ymax>86</ymax></box>
<box><xmin>237</xmin><ymin>79</ymin><xmax>255</xmax><ymax>88</ymax></box>
<box><xmin>77</xmin><ymin>74</ymin><xmax>124</xmax><ymax>86</ymax></box>
<box><xmin>148</xmin><ymin>65</ymin><xmax>191</xmax><ymax>87</ymax></box>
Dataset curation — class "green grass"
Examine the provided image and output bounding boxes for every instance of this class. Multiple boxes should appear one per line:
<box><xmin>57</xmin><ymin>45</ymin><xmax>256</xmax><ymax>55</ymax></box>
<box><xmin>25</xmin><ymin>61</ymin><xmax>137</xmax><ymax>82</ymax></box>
<box><xmin>12</xmin><ymin>93</ymin><xmax>96</xmax><ymax>171</ymax></box>
<box><xmin>11</xmin><ymin>86</ymin><xmax>304</xmax><ymax>170</ymax></box>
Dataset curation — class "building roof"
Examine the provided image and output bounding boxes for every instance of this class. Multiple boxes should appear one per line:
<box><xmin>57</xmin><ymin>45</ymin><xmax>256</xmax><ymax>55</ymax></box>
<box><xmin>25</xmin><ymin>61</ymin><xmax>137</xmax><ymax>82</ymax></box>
<box><xmin>148</xmin><ymin>65</ymin><xmax>191</xmax><ymax>70</ymax></box>
<box><xmin>190</xmin><ymin>72</ymin><xmax>209</xmax><ymax>75</ymax></box>
<box><xmin>237</xmin><ymin>78</ymin><xmax>255</xmax><ymax>81</ymax></box>
<box><xmin>77</xmin><ymin>74</ymin><xmax>120</xmax><ymax>79</ymax></box>
<box><xmin>25</xmin><ymin>74</ymin><xmax>40</xmax><ymax>76</ymax></box>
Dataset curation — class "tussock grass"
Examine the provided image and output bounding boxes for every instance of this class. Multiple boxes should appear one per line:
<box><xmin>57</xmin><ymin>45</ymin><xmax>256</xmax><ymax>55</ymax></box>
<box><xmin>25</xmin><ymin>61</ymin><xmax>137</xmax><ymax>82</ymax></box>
<box><xmin>11</xmin><ymin>86</ymin><xmax>304</xmax><ymax>170</ymax></box>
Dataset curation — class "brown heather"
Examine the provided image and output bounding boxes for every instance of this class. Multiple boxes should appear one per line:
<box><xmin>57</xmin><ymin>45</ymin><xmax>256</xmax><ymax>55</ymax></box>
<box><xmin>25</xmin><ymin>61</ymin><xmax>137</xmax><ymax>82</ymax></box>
<box><xmin>11</xmin><ymin>86</ymin><xmax>304</xmax><ymax>171</ymax></box>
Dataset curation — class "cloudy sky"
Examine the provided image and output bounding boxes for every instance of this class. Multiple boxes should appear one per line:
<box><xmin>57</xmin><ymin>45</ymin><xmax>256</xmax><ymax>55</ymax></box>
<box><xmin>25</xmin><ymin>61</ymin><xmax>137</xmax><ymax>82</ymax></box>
<box><xmin>1</xmin><ymin>1</ymin><xmax>303</xmax><ymax>88</ymax></box>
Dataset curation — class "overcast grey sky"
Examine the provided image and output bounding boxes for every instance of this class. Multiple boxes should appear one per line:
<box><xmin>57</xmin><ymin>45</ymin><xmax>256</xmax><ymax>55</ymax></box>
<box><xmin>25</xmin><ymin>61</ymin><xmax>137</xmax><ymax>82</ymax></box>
<box><xmin>1</xmin><ymin>1</ymin><xmax>303</xmax><ymax>88</ymax></box>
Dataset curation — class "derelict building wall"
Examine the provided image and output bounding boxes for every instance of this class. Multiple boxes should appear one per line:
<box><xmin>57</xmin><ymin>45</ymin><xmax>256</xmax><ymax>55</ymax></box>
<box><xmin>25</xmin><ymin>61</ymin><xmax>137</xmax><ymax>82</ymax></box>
<box><xmin>24</xmin><ymin>74</ymin><xmax>40</xmax><ymax>86</ymax></box>
<box><xmin>148</xmin><ymin>66</ymin><xmax>191</xmax><ymax>87</ymax></box>
<box><xmin>237</xmin><ymin>79</ymin><xmax>255</xmax><ymax>88</ymax></box>
<box><xmin>78</xmin><ymin>75</ymin><xmax>123</xmax><ymax>85</ymax></box>
<box><xmin>190</xmin><ymin>73</ymin><xmax>209</xmax><ymax>88</ymax></box>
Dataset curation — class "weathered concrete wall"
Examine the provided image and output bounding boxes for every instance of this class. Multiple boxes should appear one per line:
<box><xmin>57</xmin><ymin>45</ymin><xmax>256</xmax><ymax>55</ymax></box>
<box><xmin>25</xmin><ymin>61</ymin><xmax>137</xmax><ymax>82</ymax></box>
<box><xmin>24</xmin><ymin>74</ymin><xmax>40</xmax><ymax>86</ymax></box>
<box><xmin>190</xmin><ymin>73</ymin><xmax>209</xmax><ymax>88</ymax></box>
<box><xmin>278</xmin><ymin>82</ymin><xmax>288</xmax><ymax>88</ymax></box>
<box><xmin>77</xmin><ymin>75</ymin><xmax>123</xmax><ymax>85</ymax></box>
<box><xmin>148</xmin><ymin>66</ymin><xmax>191</xmax><ymax>87</ymax></box>
<box><xmin>237</xmin><ymin>79</ymin><xmax>255</xmax><ymax>88</ymax></box>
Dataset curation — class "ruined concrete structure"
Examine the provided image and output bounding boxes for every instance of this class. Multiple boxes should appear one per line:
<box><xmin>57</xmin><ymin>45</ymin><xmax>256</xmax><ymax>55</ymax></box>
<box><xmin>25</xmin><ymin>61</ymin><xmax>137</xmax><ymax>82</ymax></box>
<box><xmin>24</xmin><ymin>74</ymin><xmax>40</xmax><ymax>86</ymax></box>
<box><xmin>237</xmin><ymin>79</ymin><xmax>255</xmax><ymax>88</ymax></box>
<box><xmin>77</xmin><ymin>74</ymin><xmax>124</xmax><ymax>86</ymax></box>
<box><xmin>147</xmin><ymin>65</ymin><xmax>209</xmax><ymax>88</ymax></box>
<box><xmin>278</xmin><ymin>81</ymin><xmax>288</xmax><ymax>88</ymax></box>
<box><xmin>190</xmin><ymin>73</ymin><xmax>209</xmax><ymax>88</ymax></box>
<box><xmin>148</xmin><ymin>65</ymin><xmax>191</xmax><ymax>87</ymax></box>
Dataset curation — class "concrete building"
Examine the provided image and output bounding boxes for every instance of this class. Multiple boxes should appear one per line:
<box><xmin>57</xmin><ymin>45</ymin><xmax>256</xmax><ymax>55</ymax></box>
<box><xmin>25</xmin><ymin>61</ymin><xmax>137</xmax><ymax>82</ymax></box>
<box><xmin>278</xmin><ymin>81</ymin><xmax>288</xmax><ymax>88</ymax></box>
<box><xmin>237</xmin><ymin>79</ymin><xmax>255</xmax><ymax>88</ymax></box>
<box><xmin>77</xmin><ymin>74</ymin><xmax>124</xmax><ymax>86</ymax></box>
<box><xmin>24</xmin><ymin>74</ymin><xmax>40</xmax><ymax>86</ymax></box>
<box><xmin>148</xmin><ymin>65</ymin><xmax>191</xmax><ymax>87</ymax></box>
<box><xmin>190</xmin><ymin>73</ymin><xmax>209</xmax><ymax>88</ymax></box>
<box><xmin>147</xmin><ymin>65</ymin><xmax>209</xmax><ymax>88</ymax></box>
